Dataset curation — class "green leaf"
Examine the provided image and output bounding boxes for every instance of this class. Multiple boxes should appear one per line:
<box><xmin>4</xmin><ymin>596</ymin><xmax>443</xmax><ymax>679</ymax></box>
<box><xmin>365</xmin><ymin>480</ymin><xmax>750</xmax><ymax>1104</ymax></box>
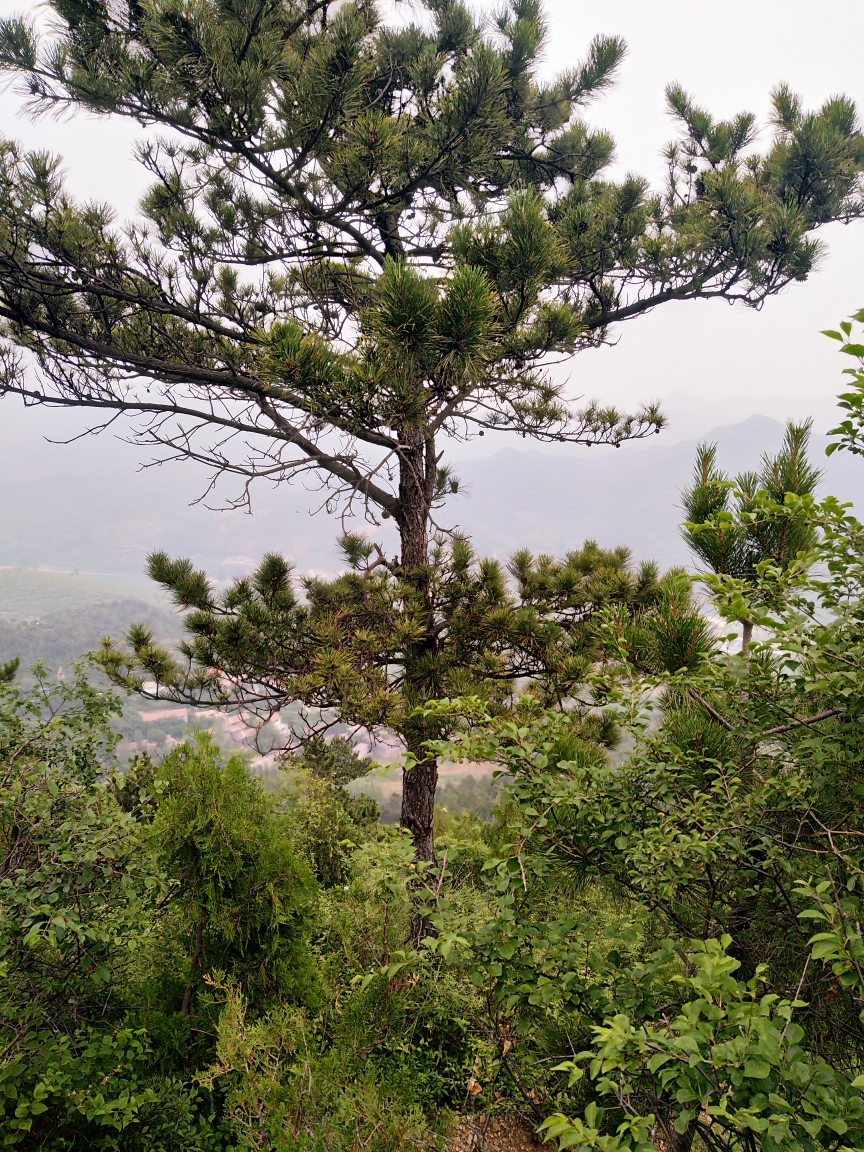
<box><xmin>824</xmin><ymin>1118</ymin><xmax>848</xmax><ymax>1135</ymax></box>
<box><xmin>648</xmin><ymin>1053</ymin><xmax>672</xmax><ymax>1073</ymax></box>
<box><xmin>584</xmin><ymin>1101</ymin><xmax>601</xmax><ymax>1127</ymax></box>
<box><xmin>674</xmin><ymin>1109</ymin><xmax>695</xmax><ymax>1134</ymax></box>
<box><xmin>811</xmin><ymin>939</ymin><xmax>840</xmax><ymax>960</ymax></box>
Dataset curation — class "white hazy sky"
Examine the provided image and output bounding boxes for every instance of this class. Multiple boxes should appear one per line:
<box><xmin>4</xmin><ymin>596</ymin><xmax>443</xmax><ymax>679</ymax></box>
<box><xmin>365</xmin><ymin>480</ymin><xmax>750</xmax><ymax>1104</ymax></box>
<box><xmin>1</xmin><ymin>0</ymin><xmax>864</xmax><ymax>464</ymax></box>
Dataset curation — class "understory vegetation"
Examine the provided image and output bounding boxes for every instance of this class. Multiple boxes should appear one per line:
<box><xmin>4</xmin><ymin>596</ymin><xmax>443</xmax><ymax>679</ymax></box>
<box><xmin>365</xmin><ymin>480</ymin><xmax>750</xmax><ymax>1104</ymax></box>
<box><xmin>3</xmin><ymin>382</ymin><xmax>864</xmax><ymax>1151</ymax></box>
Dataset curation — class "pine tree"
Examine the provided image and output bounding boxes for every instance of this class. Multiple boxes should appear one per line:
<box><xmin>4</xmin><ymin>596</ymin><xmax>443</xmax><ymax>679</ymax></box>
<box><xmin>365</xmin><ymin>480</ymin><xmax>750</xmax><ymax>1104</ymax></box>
<box><xmin>1</xmin><ymin>0</ymin><xmax>862</xmax><ymax>855</ymax></box>
<box><xmin>290</xmin><ymin>733</ymin><xmax>374</xmax><ymax>788</ymax></box>
<box><xmin>681</xmin><ymin>421</ymin><xmax>821</xmax><ymax>649</ymax></box>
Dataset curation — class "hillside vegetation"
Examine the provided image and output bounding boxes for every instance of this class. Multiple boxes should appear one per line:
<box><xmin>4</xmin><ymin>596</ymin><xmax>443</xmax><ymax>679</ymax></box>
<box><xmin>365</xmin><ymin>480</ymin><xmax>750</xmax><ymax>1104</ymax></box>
<box><xmin>2</xmin><ymin>0</ymin><xmax>864</xmax><ymax>1146</ymax></box>
<box><xmin>3</xmin><ymin>401</ymin><xmax>864</xmax><ymax>1149</ymax></box>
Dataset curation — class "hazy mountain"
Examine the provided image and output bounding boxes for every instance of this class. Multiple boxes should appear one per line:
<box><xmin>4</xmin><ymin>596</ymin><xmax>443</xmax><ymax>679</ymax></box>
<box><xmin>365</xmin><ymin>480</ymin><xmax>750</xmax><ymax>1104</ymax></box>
<box><xmin>0</xmin><ymin>416</ymin><xmax>859</xmax><ymax>579</ymax></box>
<box><xmin>452</xmin><ymin>415</ymin><xmax>862</xmax><ymax>568</ymax></box>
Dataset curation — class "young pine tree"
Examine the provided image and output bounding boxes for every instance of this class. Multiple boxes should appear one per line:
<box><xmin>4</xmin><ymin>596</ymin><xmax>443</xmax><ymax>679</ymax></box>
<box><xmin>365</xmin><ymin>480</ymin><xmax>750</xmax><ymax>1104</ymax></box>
<box><xmin>681</xmin><ymin>421</ymin><xmax>821</xmax><ymax>649</ymax></box>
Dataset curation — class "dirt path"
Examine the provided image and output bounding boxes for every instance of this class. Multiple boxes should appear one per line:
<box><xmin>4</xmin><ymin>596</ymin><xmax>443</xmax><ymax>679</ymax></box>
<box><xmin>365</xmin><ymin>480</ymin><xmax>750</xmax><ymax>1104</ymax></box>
<box><xmin>445</xmin><ymin>1114</ymin><xmax>547</xmax><ymax>1151</ymax></box>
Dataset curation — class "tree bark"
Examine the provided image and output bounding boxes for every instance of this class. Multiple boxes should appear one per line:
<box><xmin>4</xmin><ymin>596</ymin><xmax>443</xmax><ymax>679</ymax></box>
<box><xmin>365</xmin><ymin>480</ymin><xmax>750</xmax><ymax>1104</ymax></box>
<box><xmin>401</xmin><ymin>746</ymin><xmax>438</xmax><ymax>863</ymax></box>
<box><xmin>395</xmin><ymin>426</ymin><xmax>440</xmax><ymax>870</ymax></box>
<box><xmin>403</xmin><ymin>740</ymin><xmax>439</xmax><ymax>943</ymax></box>
<box><xmin>391</xmin><ymin>423</ymin><xmax>442</xmax><ymax>935</ymax></box>
<box><xmin>180</xmin><ymin>918</ymin><xmax>205</xmax><ymax>1016</ymax></box>
<box><xmin>741</xmin><ymin>619</ymin><xmax>753</xmax><ymax>653</ymax></box>
<box><xmin>395</xmin><ymin>428</ymin><xmax>432</xmax><ymax>570</ymax></box>
<box><xmin>660</xmin><ymin>1119</ymin><xmax>696</xmax><ymax>1152</ymax></box>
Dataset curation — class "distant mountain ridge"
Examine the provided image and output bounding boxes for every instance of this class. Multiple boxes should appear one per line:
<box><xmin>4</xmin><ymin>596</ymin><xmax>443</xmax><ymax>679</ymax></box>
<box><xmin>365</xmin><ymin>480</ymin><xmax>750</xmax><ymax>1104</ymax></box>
<box><xmin>1</xmin><ymin>415</ymin><xmax>859</xmax><ymax>578</ymax></box>
<box><xmin>453</xmin><ymin>414</ymin><xmax>862</xmax><ymax>567</ymax></box>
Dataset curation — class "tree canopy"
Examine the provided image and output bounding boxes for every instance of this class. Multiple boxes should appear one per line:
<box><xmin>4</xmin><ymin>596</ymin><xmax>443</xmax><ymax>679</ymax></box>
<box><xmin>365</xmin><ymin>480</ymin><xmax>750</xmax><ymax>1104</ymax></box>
<box><xmin>681</xmin><ymin>420</ymin><xmax>821</xmax><ymax>649</ymax></box>
<box><xmin>99</xmin><ymin>535</ymin><xmax>659</xmax><ymax>860</ymax></box>
<box><xmin>0</xmin><ymin>0</ymin><xmax>861</xmax><ymax>521</ymax></box>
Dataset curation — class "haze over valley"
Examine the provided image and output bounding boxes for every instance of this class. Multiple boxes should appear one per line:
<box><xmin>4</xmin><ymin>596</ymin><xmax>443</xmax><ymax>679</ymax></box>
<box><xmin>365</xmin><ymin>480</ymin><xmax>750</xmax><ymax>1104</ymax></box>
<box><xmin>1</xmin><ymin>407</ymin><xmax>859</xmax><ymax>582</ymax></box>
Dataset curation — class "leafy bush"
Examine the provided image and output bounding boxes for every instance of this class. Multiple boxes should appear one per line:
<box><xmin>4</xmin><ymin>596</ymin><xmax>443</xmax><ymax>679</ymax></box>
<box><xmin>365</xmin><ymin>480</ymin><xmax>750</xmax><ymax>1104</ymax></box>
<box><xmin>153</xmin><ymin>734</ymin><xmax>319</xmax><ymax>1014</ymax></box>
<box><xmin>0</xmin><ymin>668</ymin><xmax>216</xmax><ymax>1148</ymax></box>
<box><xmin>431</xmin><ymin>467</ymin><xmax>864</xmax><ymax>1149</ymax></box>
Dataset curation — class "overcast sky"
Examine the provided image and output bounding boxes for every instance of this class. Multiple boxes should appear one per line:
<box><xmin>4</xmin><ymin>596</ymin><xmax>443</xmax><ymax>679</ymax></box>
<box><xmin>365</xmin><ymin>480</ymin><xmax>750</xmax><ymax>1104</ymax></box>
<box><xmin>1</xmin><ymin>0</ymin><xmax>864</xmax><ymax>469</ymax></box>
<box><xmin>538</xmin><ymin>0</ymin><xmax>864</xmax><ymax>439</ymax></box>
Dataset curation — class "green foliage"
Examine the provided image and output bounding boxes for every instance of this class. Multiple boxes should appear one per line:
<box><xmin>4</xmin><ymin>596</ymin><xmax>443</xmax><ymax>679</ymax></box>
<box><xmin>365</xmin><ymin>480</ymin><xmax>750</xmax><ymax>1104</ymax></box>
<box><xmin>544</xmin><ymin>939</ymin><xmax>864</xmax><ymax>1152</ymax></box>
<box><xmin>0</xmin><ymin>0</ymin><xmax>852</xmax><ymax>392</ymax></box>
<box><xmin>681</xmin><ymin>421</ymin><xmax>821</xmax><ymax>582</ymax></box>
<box><xmin>0</xmin><ymin>669</ymin><xmax>216</xmax><ymax>1148</ymax></box>
<box><xmin>197</xmin><ymin>819</ymin><xmax>499</xmax><ymax>1149</ymax></box>
<box><xmin>7</xmin><ymin>283</ymin><xmax>864</xmax><ymax>1147</ymax></box>
<box><xmin>0</xmin><ymin>659</ymin><xmax>123</xmax><ymax>784</ymax></box>
<box><xmin>153</xmin><ymin>733</ymin><xmax>319</xmax><ymax>1012</ymax></box>
<box><xmin>424</xmin><ymin>421</ymin><xmax>864</xmax><ymax>1148</ymax></box>
<box><xmin>279</xmin><ymin>734</ymin><xmax>381</xmax><ymax>884</ymax></box>
<box><xmin>100</xmin><ymin>537</ymin><xmax>660</xmax><ymax>753</ymax></box>
<box><xmin>0</xmin><ymin>0</ymin><xmax>692</xmax><ymax>484</ymax></box>
<box><xmin>112</xmin><ymin>751</ymin><xmax>159</xmax><ymax>818</ymax></box>
<box><xmin>824</xmin><ymin>310</ymin><xmax>864</xmax><ymax>457</ymax></box>
<box><xmin>3</xmin><ymin>0</ymin><xmax>864</xmax><ymax>857</ymax></box>
<box><xmin>201</xmin><ymin>974</ymin><xmax>457</xmax><ymax>1152</ymax></box>
<box><xmin>292</xmin><ymin>734</ymin><xmax>374</xmax><ymax>787</ymax></box>
<box><xmin>435</xmin><ymin>773</ymin><xmax>505</xmax><ymax>823</ymax></box>
<box><xmin>680</xmin><ymin>421</ymin><xmax>821</xmax><ymax>650</ymax></box>
<box><xmin>96</xmin><ymin>535</ymin><xmax>664</xmax><ymax>860</ymax></box>
<box><xmin>0</xmin><ymin>598</ymin><xmax>186</xmax><ymax>759</ymax></box>
<box><xmin>284</xmin><ymin>771</ymin><xmax>371</xmax><ymax>888</ymax></box>
<box><xmin>0</xmin><ymin>663</ymin><xmax>502</xmax><ymax>1149</ymax></box>
<box><xmin>0</xmin><ymin>0</ymin><xmax>860</xmax><ymax>556</ymax></box>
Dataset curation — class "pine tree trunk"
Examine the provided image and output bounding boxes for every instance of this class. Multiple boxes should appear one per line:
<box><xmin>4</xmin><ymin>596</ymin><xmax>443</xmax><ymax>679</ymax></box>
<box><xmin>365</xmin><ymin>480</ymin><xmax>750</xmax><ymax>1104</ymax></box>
<box><xmin>403</xmin><ymin>732</ymin><xmax>439</xmax><ymax>944</ymax></box>
<box><xmin>395</xmin><ymin>427</ymin><xmax>438</xmax><ymax>866</ymax></box>
<box><xmin>396</xmin><ymin>428</ymin><xmax>431</xmax><ymax>569</ymax></box>
<box><xmin>401</xmin><ymin>744</ymin><xmax>438</xmax><ymax>863</ymax></box>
